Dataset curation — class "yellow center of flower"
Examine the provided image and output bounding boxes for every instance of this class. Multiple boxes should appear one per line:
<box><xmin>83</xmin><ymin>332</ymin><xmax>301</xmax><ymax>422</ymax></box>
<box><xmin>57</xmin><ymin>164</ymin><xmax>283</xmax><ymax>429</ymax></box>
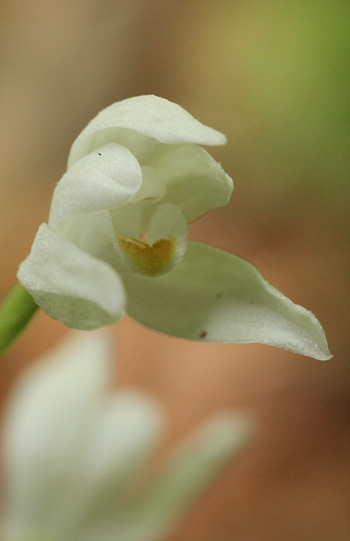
<box><xmin>116</xmin><ymin>235</ymin><xmax>176</xmax><ymax>276</ymax></box>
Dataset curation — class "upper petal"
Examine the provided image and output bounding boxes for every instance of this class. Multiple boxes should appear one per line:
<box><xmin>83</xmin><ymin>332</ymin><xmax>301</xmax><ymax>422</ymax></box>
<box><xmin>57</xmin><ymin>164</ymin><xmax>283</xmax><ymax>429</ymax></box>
<box><xmin>67</xmin><ymin>95</ymin><xmax>227</xmax><ymax>167</ymax></box>
<box><xmin>49</xmin><ymin>143</ymin><xmax>142</xmax><ymax>227</ymax></box>
<box><xmin>121</xmin><ymin>242</ymin><xmax>331</xmax><ymax>360</ymax></box>
<box><xmin>17</xmin><ymin>224</ymin><xmax>126</xmax><ymax>330</ymax></box>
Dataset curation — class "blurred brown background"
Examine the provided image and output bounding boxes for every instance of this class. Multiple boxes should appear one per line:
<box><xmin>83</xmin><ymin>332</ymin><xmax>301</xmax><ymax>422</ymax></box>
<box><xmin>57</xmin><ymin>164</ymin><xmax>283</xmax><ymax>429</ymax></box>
<box><xmin>1</xmin><ymin>1</ymin><xmax>350</xmax><ymax>539</ymax></box>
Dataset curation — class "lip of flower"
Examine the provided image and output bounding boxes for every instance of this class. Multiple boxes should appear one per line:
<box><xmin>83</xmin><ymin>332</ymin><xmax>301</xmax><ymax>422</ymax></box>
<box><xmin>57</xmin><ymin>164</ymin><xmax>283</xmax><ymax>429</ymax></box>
<box><xmin>17</xmin><ymin>95</ymin><xmax>332</xmax><ymax>360</ymax></box>
<box><xmin>116</xmin><ymin>236</ymin><xmax>177</xmax><ymax>277</ymax></box>
<box><xmin>111</xmin><ymin>188</ymin><xmax>190</xmax><ymax>277</ymax></box>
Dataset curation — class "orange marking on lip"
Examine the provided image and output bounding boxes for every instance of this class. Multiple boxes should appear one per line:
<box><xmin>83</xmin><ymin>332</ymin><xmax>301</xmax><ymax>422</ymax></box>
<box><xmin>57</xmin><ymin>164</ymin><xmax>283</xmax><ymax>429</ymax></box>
<box><xmin>117</xmin><ymin>235</ymin><xmax>176</xmax><ymax>276</ymax></box>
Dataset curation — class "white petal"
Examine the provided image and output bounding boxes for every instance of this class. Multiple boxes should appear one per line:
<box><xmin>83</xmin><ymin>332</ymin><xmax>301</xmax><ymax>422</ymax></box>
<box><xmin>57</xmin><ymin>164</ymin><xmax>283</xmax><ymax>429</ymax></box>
<box><xmin>130</xmin><ymin>166</ymin><xmax>166</xmax><ymax>203</ymax></box>
<box><xmin>56</xmin><ymin>210</ymin><xmax>117</xmax><ymax>265</ymax></box>
<box><xmin>82</xmin><ymin>392</ymin><xmax>164</xmax><ymax>487</ymax></box>
<box><xmin>147</xmin><ymin>143</ymin><xmax>233</xmax><ymax>222</ymax></box>
<box><xmin>17</xmin><ymin>224</ymin><xmax>125</xmax><ymax>330</ymax></box>
<box><xmin>83</xmin><ymin>414</ymin><xmax>250</xmax><ymax>541</ymax></box>
<box><xmin>49</xmin><ymin>143</ymin><xmax>142</xmax><ymax>227</ymax></box>
<box><xmin>147</xmin><ymin>204</ymin><xmax>188</xmax><ymax>246</ymax></box>
<box><xmin>2</xmin><ymin>331</ymin><xmax>113</xmax><ymax>541</ymax></box>
<box><xmin>68</xmin><ymin>95</ymin><xmax>227</xmax><ymax>167</ymax></box>
<box><xmin>109</xmin><ymin>203</ymin><xmax>143</xmax><ymax>239</ymax></box>
<box><xmin>122</xmin><ymin>242</ymin><xmax>332</xmax><ymax>360</ymax></box>
<box><xmin>56</xmin><ymin>392</ymin><xmax>165</xmax><ymax>540</ymax></box>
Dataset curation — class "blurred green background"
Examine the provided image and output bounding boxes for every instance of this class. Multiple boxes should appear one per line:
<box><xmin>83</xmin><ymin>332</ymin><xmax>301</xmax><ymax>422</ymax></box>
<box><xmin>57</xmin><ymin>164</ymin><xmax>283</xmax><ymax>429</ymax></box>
<box><xmin>1</xmin><ymin>2</ymin><xmax>350</xmax><ymax>540</ymax></box>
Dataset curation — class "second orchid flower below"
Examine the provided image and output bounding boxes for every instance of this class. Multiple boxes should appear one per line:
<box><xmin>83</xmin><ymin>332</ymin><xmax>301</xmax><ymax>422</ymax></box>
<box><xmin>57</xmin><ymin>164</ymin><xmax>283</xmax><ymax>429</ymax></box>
<box><xmin>3</xmin><ymin>331</ymin><xmax>250</xmax><ymax>541</ymax></box>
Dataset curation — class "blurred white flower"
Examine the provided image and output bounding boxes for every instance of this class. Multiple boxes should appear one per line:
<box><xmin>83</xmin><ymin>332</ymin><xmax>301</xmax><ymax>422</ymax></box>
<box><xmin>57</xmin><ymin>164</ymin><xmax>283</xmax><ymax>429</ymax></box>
<box><xmin>17</xmin><ymin>95</ymin><xmax>330</xmax><ymax>359</ymax></box>
<box><xmin>2</xmin><ymin>331</ymin><xmax>250</xmax><ymax>541</ymax></box>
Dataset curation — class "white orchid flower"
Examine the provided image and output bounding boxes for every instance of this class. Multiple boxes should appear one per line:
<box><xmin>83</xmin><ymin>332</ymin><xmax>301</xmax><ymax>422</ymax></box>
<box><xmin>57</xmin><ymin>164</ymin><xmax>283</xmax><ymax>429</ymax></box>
<box><xmin>2</xmin><ymin>331</ymin><xmax>250</xmax><ymax>541</ymax></box>
<box><xmin>17</xmin><ymin>95</ymin><xmax>330</xmax><ymax>360</ymax></box>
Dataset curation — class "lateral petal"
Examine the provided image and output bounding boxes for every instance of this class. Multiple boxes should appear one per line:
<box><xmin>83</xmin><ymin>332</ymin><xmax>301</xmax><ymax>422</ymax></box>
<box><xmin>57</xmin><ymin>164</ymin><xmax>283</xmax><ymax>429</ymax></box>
<box><xmin>122</xmin><ymin>242</ymin><xmax>331</xmax><ymax>360</ymax></box>
<box><xmin>17</xmin><ymin>224</ymin><xmax>125</xmax><ymax>330</ymax></box>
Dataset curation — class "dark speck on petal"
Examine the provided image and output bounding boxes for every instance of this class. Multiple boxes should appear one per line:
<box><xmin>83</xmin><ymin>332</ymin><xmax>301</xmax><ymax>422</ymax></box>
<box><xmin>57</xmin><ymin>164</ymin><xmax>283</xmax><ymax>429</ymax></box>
<box><xmin>199</xmin><ymin>331</ymin><xmax>207</xmax><ymax>339</ymax></box>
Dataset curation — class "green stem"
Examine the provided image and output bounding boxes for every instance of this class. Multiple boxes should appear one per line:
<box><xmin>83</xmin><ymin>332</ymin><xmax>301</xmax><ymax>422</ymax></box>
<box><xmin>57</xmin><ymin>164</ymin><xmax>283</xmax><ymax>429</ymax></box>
<box><xmin>0</xmin><ymin>282</ymin><xmax>39</xmax><ymax>354</ymax></box>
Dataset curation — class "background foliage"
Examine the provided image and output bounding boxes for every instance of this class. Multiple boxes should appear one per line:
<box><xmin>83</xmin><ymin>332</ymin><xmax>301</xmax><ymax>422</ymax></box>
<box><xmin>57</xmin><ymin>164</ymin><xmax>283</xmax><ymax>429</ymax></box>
<box><xmin>1</xmin><ymin>2</ymin><xmax>349</xmax><ymax>539</ymax></box>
